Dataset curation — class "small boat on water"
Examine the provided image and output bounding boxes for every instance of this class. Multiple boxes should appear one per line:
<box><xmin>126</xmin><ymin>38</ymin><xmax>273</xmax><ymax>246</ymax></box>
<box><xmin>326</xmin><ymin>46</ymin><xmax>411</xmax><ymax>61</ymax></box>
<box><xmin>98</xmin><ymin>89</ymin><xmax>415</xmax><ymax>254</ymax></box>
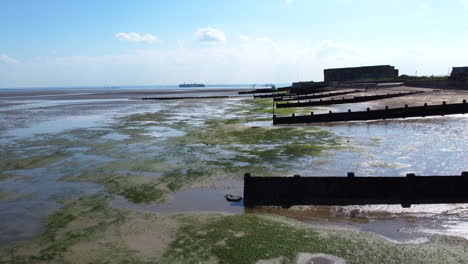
<box><xmin>225</xmin><ymin>194</ymin><xmax>242</xmax><ymax>202</ymax></box>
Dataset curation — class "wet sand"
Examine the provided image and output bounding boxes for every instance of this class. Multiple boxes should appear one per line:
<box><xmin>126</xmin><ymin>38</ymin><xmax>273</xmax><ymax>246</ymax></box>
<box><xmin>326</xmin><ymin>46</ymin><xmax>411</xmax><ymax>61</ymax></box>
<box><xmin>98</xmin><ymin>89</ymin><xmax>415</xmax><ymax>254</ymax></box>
<box><xmin>0</xmin><ymin>88</ymin><xmax>248</xmax><ymax>101</ymax></box>
<box><xmin>1</xmin><ymin>86</ymin><xmax>468</xmax><ymax>256</ymax></box>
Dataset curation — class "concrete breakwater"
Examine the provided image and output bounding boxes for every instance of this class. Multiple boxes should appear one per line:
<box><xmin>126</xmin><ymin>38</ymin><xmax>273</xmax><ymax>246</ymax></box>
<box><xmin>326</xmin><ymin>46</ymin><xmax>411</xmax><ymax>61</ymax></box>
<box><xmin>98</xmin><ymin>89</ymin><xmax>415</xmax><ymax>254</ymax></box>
<box><xmin>273</xmin><ymin>100</ymin><xmax>467</xmax><ymax>124</ymax></box>
<box><xmin>274</xmin><ymin>90</ymin><xmax>361</xmax><ymax>102</ymax></box>
<box><xmin>243</xmin><ymin>172</ymin><xmax>468</xmax><ymax>208</ymax></box>
<box><xmin>276</xmin><ymin>91</ymin><xmax>423</xmax><ymax>108</ymax></box>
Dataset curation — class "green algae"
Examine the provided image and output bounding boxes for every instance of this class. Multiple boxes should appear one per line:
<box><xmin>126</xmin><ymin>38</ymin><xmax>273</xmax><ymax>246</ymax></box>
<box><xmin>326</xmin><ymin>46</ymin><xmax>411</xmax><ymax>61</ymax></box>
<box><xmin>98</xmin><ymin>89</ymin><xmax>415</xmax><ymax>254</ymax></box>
<box><xmin>63</xmin><ymin>105</ymin><xmax>343</xmax><ymax>199</ymax></box>
<box><xmin>125</xmin><ymin>111</ymin><xmax>169</xmax><ymax>123</ymax></box>
<box><xmin>160</xmin><ymin>214</ymin><xmax>468</xmax><ymax>264</ymax></box>
<box><xmin>1</xmin><ymin>98</ymin><xmax>344</xmax><ymax>206</ymax></box>
<box><xmin>246</xmin><ymin>98</ymin><xmax>321</xmax><ymax>117</ymax></box>
<box><xmin>62</xmin><ymin>172</ymin><xmax>166</xmax><ymax>204</ymax></box>
<box><xmin>13</xmin><ymin>193</ymin><xmax>33</xmax><ymax>201</ymax></box>
<box><xmin>0</xmin><ymin>173</ymin><xmax>15</xmax><ymax>181</ymax></box>
<box><xmin>0</xmin><ymin>151</ymin><xmax>70</xmax><ymax>171</ymax></box>
<box><xmin>0</xmin><ymin>190</ymin><xmax>14</xmax><ymax>201</ymax></box>
<box><xmin>0</xmin><ymin>195</ymin><xmax>181</xmax><ymax>264</ymax></box>
<box><xmin>169</xmin><ymin>124</ymin><xmax>332</xmax><ymax>147</ymax></box>
<box><xmin>0</xmin><ymin>195</ymin><xmax>123</xmax><ymax>263</ymax></box>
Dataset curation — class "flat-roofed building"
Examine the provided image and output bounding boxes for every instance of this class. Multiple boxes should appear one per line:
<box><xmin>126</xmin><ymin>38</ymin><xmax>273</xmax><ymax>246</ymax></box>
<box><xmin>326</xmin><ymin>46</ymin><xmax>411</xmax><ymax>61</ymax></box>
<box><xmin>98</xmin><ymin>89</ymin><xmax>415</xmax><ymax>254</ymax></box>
<box><xmin>324</xmin><ymin>65</ymin><xmax>399</xmax><ymax>82</ymax></box>
<box><xmin>450</xmin><ymin>67</ymin><xmax>468</xmax><ymax>80</ymax></box>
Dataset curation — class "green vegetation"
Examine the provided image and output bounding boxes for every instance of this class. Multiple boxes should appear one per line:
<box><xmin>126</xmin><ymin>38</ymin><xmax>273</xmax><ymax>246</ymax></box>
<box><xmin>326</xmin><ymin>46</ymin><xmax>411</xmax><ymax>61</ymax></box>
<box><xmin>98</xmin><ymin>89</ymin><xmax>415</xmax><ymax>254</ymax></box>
<box><xmin>0</xmin><ymin>151</ymin><xmax>70</xmax><ymax>171</ymax></box>
<box><xmin>398</xmin><ymin>75</ymin><xmax>448</xmax><ymax>81</ymax></box>
<box><xmin>62</xmin><ymin>172</ymin><xmax>166</xmax><ymax>204</ymax></box>
<box><xmin>0</xmin><ymin>173</ymin><xmax>15</xmax><ymax>181</ymax></box>
<box><xmin>124</xmin><ymin>111</ymin><xmax>170</xmax><ymax>123</ymax></box>
<box><xmin>4</xmin><ymin>195</ymin><xmax>468</xmax><ymax>264</ymax></box>
<box><xmin>160</xmin><ymin>214</ymin><xmax>468</xmax><ymax>264</ymax></box>
<box><xmin>0</xmin><ymin>195</ymin><xmax>128</xmax><ymax>263</ymax></box>
<box><xmin>2</xmin><ymin>97</ymin><xmax>343</xmax><ymax>206</ymax></box>
<box><xmin>0</xmin><ymin>190</ymin><xmax>14</xmax><ymax>201</ymax></box>
<box><xmin>247</xmin><ymin>98</ymin><xmax>319</xmax><ymax>117</ymax></box>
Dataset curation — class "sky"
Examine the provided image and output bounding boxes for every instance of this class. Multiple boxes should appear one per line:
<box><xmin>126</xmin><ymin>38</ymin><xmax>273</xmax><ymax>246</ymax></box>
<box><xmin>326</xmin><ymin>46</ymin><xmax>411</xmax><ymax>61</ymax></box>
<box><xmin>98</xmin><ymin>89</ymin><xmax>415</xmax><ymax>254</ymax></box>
<box><xmin>1</xmin><ymin>0</ymin><xmax>468</xmax><ymax>88</ymax></box>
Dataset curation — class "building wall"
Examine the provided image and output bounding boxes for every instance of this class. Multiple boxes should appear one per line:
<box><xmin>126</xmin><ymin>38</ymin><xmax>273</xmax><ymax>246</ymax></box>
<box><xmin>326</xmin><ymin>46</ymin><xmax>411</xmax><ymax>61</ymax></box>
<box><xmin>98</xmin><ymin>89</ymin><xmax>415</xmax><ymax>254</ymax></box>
<box><xmin>324</xmin><ymin>65</ymin><xmax>398</xmax><ymax>82</ymax></box>
<box><xmin>405</xmin><ymin>80</ymin><xmax>468</xmax><ymax>90</ymax></box>
<box><xmin>450</xmin><ymin>67</ymin><xmax>468</xmax><ymax>80</ymax></box>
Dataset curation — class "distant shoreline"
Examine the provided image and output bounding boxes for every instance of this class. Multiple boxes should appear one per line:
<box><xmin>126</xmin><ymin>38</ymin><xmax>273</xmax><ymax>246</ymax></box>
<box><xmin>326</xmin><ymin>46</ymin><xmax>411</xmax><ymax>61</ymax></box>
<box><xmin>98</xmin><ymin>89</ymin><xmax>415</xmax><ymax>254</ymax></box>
<box><xmin>0</xmin><ymin>83</ymin><xmax>290</xmax><ymax>91</ymax></box>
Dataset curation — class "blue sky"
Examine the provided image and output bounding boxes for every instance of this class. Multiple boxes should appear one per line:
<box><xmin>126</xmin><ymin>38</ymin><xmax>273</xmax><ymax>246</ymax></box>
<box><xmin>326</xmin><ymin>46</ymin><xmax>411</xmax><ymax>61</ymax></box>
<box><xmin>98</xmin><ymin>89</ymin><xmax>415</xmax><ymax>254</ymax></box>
<box><xmin>1</xmin><ymin>0</ymin><xmax>468</xmax><ymax>87</ymax></box>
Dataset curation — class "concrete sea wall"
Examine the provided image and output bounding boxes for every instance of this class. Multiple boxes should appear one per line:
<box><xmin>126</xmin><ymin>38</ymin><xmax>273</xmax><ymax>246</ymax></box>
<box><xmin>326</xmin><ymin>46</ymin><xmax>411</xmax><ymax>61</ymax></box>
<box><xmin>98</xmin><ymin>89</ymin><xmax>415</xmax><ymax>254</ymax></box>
<box><xmin>405</xmin><ymin>80</ymin><xmax>468</xmax><ymax>90</ymax></box>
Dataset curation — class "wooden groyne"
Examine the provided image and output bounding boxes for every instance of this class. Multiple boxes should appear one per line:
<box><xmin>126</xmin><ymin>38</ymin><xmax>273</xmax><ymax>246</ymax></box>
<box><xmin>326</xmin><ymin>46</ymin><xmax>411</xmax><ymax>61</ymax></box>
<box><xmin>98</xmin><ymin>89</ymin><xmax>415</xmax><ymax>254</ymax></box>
<box><xmin>141</xmin><ymin>96</ymin><xmax>232</xmax><ymax>100</ymax></box>
<box><xmin>243</xmin><ymin>172</ymin><xmax>468</xmax><ymax>208</ymax></box>
<box><xmin>274</xmin><ymin>90</ymin><xmax>360</xmax><ymax>102</ymax></box>
<box><xmin>239</xmin><ymin>87</ymin><xmax>291</xmax><ymax>94</ymax></box>
<box><xmin>273</xmin><ymin>100</ymin><xmax>467</xmax><ymax>124</ymax></box>
<box><xmin>275</xmin><ymin>91</ymin><xmax>422</xmax><ymax>108</ymax></box>
<box><xmin>253</xmin><ymin>93</ymin><xmax>287</xmax><ymax>99</ymax></box>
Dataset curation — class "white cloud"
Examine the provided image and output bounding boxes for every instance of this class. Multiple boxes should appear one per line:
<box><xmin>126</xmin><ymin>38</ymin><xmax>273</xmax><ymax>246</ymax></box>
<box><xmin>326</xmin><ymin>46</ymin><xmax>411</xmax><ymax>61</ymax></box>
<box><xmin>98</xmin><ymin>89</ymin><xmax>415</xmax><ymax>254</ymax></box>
<box><xmin>461</xmin><ymin>0</ymin><xmax>468</xmax><ymax>9</ymax></box>
<box><xmin>3</xmin><ymin>38</ymin><xmax>468</xmax><ymax>87</ymax></box>
<box><xmin>239</xmin><ymin>35</ymin><xmax>250</xmax><ymax>41</ymax></box>
<box><xmin>0</xmin><ymin>54</ymin><xmax>19</xmax><ymax>64</ymax></box>
<box><xmin>115</xmin><ymin>32</ymin><xmax>158</xmax><ymax>43</ymax></box>
<box><xmin>285</xmin><ymin>0</ymin><xmax>294</xmax><ymax>5</ymax></box>
<box><xmin>195</xmin><ymin>28</ymin><xmax>226</xmax><ymax>44</ymax></box>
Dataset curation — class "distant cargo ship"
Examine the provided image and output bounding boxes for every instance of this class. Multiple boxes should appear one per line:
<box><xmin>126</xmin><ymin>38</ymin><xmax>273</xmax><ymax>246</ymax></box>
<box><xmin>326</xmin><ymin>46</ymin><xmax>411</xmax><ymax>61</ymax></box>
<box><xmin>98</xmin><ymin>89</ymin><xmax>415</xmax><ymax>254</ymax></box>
<box><xmin>179</xmin><ymin>83</ymin><xmax>205</xmax><ymax>87</ymax></box>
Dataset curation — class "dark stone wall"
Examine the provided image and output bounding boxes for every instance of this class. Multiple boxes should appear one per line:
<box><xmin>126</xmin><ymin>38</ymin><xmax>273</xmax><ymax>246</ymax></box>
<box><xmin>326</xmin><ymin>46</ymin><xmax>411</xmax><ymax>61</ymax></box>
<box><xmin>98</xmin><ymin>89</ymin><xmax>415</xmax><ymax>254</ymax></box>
<box><xmin>324</xmin><ymin>65</ymin><xmax>398</xmax><ymax>82</ymax></box>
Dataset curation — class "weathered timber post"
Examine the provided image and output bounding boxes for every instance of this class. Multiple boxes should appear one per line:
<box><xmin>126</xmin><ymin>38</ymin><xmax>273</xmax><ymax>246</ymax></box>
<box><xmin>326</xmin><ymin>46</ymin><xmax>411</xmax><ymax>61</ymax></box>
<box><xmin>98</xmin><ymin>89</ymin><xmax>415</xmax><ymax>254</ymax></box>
<box><xmin>311</xmin><ymin>112</ymin><xmax>314</xmax><ymax>115</ymax></box>
<box><xmin>402</xmin><ymin>173</ymin><xmax>416</xmax><ymax>208</ymax></box>
<box><xmin>348</xmin><ymin>109</ymin><xmax>351</xmax><ymax>113</ymax></box>
<box><xmin>367</xmin><ymin>108</ymin><xmax>370</xmax><ymax>112</ymax></box>
<box><xmin>347</xmin><ymin>172</ymin><xmax>355</xmax><ymax>178</ymax></box>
